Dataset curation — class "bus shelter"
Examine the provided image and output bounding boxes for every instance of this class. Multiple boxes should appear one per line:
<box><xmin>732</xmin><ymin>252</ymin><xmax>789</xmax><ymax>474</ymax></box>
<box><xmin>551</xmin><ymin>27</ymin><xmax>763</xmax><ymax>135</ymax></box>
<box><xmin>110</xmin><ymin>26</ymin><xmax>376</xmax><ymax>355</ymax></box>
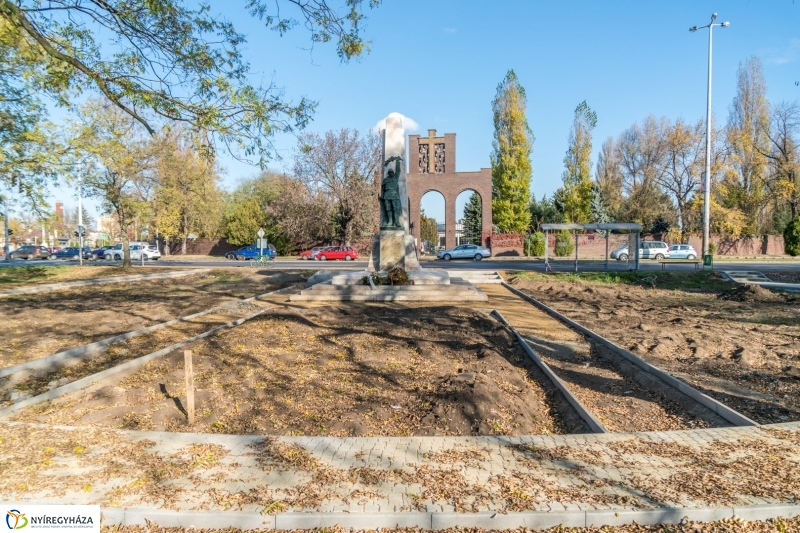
<box><xmin>540</xmin><ymin>223</ymin><xmax>643</xmax><ymax>272</ymax></box>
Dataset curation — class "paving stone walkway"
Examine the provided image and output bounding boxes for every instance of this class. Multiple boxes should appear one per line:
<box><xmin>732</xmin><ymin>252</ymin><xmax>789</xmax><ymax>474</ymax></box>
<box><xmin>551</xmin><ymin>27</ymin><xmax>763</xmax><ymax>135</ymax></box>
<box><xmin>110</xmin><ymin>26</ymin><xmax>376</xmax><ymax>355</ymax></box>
<box><xmin>2</xmin><ymin>421</ymin><xmax>799</xmax><ymax>517</ymax></box>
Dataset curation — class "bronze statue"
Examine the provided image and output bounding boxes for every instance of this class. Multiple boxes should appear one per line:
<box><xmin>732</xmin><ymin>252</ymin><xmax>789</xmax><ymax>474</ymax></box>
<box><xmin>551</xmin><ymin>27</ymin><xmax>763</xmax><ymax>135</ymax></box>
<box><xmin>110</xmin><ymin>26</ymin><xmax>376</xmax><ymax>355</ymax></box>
<box><xmin>380</xmin><ymin>156</ymin><xmax>403</xmax><ymax>228</ymax></box>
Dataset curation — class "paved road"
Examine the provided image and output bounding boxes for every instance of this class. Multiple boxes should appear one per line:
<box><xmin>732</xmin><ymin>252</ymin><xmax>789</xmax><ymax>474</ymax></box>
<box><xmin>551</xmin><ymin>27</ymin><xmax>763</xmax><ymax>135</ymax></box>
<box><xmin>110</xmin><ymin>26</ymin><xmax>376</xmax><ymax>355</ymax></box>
<box><xmin>2</xmin><ymin>257</ymin><xmax>800</xmax><ymax>272</ymax></box>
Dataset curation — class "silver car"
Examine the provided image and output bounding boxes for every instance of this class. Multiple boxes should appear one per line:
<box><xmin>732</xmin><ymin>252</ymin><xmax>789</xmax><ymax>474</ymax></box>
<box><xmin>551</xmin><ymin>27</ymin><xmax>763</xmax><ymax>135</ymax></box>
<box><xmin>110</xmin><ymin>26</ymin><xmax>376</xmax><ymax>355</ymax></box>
<box><xmin>611</xmin><ymin>241</ymin><xmax>671</xmax><ymax>261</ymax></box>
<box><xmin>437</xmin><ymin>244</ymin><xmax>491</xmax><ymax>261</ymax></box>
<box><xmin>668</xmin><ymin>244</ymin><xmax>698</xmax><ymax>259</ymax></box>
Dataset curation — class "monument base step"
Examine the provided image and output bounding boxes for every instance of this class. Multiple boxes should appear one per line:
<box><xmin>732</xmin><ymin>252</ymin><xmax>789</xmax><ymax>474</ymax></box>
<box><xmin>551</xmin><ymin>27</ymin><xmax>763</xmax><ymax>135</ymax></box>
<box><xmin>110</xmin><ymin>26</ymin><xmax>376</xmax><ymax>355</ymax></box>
<box><xmin>445</xmin><ymin>270</ymin><xmax>504</xmax><ymax>284</ymax></box>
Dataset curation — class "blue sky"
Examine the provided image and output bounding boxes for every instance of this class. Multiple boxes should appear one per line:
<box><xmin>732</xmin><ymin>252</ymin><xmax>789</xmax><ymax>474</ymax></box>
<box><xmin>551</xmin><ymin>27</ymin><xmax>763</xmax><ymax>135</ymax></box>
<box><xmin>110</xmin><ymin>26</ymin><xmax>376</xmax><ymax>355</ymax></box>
<box><xmin>47</xmin><ymin>0</ymin><xmax>800</xmax><ymax>224</ymax></box>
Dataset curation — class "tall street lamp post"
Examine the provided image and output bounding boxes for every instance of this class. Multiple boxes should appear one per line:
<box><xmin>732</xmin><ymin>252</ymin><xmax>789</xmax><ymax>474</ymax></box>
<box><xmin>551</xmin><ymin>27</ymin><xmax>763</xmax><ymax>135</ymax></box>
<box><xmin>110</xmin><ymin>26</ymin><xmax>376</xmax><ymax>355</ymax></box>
<box><xmin>690</xmin><ymin>13</ymin><xmax>729</xmax><ymax>259</ymax></box>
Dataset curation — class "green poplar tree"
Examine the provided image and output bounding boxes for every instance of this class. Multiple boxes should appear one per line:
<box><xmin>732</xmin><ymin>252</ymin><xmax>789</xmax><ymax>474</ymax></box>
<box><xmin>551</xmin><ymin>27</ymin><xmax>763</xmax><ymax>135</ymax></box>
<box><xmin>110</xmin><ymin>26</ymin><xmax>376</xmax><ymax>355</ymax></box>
<box><xmin>462</xmin><ymin>193</ymin><xmax>482</xmax><ymax>244</ymax></box>
<box><xmin>560</xmin><ymin>100</ymin><xmax>596</xmax><ymax>223</ymax></box>
<box><xmin>491</xmin><ymin>70</ymin><xmax>533</xmax><ymax>234</ymax></box>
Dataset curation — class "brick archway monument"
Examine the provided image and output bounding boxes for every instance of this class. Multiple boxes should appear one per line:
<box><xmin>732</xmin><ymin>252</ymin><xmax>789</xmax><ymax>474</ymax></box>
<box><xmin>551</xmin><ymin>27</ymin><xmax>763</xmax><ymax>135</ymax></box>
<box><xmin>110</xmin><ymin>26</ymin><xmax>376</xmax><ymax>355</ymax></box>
<box><xmin>407</xmin><ymin>129</ymin><xmax>492</xmax><ymax>250</ymax></box>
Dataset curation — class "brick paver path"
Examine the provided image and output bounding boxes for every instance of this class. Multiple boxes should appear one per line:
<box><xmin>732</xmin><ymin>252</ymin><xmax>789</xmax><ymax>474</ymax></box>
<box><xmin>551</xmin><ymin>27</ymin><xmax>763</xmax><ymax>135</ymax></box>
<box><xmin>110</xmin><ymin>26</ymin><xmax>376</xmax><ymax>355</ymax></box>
<box><xmin>2</xmin><ymin>421</ymin><xmax>798</xmax><ymax>514</ymax></box>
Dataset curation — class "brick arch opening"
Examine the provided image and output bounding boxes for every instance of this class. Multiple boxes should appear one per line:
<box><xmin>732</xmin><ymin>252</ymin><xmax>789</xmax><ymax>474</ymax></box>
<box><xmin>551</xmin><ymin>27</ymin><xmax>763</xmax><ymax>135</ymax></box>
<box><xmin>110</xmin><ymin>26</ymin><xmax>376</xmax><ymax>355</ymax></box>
<box><xmin>407</xmin><ymin>129</ymin><xmax>492</xmax><ymax>250</ymax></box>
<box><xmin>455</xmin><ymin>188</ymin><xmax>485</xmax><ymax>245</ymax></box>
<box><xmin>419</xmin><ymin>190</ymin><xmax>446</xmax><ymax>248</ymax></box>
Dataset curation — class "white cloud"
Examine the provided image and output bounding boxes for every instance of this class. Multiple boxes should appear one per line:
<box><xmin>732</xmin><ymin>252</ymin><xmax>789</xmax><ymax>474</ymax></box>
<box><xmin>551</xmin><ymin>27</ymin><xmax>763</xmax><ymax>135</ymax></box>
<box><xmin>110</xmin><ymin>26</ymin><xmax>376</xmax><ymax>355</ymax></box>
<box><xmin>443</xmin><ymin>27</ymin><xmax>457</xmax><ymax>34</ymax></box>
<box><xmin>763</xmin><ymin>38</ymin><xmax>800</xmax><ymax>65</ymax></box>
<box><xmin>372</xmin><ymin>112</ymin><xmax>419</xmax><ymax>133</ymax></box>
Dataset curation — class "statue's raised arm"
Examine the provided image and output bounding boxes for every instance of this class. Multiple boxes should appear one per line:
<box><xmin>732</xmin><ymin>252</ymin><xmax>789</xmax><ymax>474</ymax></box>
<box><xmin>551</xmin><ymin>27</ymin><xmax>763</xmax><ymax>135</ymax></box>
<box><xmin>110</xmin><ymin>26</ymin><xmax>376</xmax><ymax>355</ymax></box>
<box><xmin>385</xmin><ymin>155</ymin><xmax>403</xmax><ymax>179</ymax></box>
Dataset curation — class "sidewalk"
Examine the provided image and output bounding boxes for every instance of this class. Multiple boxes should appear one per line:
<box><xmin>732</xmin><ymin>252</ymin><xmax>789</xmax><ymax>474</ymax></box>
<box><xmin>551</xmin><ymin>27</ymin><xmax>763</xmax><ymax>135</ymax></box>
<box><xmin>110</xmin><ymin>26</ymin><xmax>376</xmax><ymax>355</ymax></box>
<box><xmin>2</xmin><ymin>420</ymin><xmax>798</xmax><ymax>527</ymax></box>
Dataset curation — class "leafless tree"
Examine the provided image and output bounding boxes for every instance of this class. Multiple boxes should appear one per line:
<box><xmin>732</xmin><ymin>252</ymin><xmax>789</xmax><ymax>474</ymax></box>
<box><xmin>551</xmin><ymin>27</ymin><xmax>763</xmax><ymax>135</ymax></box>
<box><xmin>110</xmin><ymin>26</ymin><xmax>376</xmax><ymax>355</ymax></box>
<box><xmin>293</xmin><ymin>128</ymin><xmax>380</xmax><ymax>245</ymax></box>
<box><xmin>616</xmin><ymin>116</ymin><xmax>674</xmax><ymax>229</ymax></box>
<box><xmin>595</xmin><ymin>137</ymin><xmax>624</xmax><ymax>218</ymax></box>
<box><xmin>761</xmin><ymin>101</ymin><xmax>800</xmax><ymax>218</ymax></box>
<box><xmin>656</xmin><ymin>118</ymin><xmax>705</xmax><ymax>236</ymax></box>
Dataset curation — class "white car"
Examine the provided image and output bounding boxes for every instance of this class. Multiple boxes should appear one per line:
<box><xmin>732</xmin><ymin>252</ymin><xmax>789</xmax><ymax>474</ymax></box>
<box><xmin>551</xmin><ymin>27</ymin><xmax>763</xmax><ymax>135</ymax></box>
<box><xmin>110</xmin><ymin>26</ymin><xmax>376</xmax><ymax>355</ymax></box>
<box><xmin>611</xmin><ymin>241</ymin><xmax>671</xmax><ymax>261</ymax></box>
<box><xmin>668</xmin><ymin>244</ymin><xmax>698</xmax><ymax>259</ymax></box>
<box><xmin>107</xmin><ymin>242</ymin><xmax>159</xmax><ymax>260</ymax></box>
<box><xmin>130</xmin><ymin>244</ymin><xmax>161</xmax><ymax>261</ymax></box>
<box><xmin>437</xmin><ymin>244</ymin><xmax>492</xmax><ymax>261</ymax></box>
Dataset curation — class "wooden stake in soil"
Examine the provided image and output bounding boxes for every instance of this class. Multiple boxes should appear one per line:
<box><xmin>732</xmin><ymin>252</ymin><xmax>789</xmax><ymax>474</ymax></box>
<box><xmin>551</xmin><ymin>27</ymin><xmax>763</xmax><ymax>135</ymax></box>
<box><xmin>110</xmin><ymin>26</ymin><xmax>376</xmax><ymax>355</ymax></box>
<box><xmin>184</xmin><ymin>349</ymin><xmax>195</xmax><ymax>425</ymax></box>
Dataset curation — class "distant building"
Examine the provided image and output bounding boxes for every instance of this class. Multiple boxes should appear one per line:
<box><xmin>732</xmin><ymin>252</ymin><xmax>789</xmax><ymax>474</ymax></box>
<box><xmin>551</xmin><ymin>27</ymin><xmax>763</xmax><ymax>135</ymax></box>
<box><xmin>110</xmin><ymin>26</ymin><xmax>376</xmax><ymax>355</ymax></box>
<box><xmin>55</xmin><ymin>203</ymin><xmax>65</xmax><ymax>222</ymax></box>
<box><xmin>436</xmin><ymin>220</ymin><xmax>466</xmax><ymax>248</ymax></box>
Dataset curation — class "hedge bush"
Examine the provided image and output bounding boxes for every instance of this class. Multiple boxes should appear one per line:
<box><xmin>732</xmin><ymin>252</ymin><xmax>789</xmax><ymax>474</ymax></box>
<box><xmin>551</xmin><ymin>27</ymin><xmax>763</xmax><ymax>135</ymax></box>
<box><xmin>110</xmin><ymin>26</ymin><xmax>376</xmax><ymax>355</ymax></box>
<box><xmin>526</xmin><ymin>232</ymin><xmax>545</xmax><ymax>256</ymax></box>
<box><xmin>785</xmin><ymin>216</ymin><xmax>800</xmax><ymax>256</ymax></box>
<box><xmin>554</xmin><ymin>230</ymin><xmax>574</xmax><ymax>257</ymax></box>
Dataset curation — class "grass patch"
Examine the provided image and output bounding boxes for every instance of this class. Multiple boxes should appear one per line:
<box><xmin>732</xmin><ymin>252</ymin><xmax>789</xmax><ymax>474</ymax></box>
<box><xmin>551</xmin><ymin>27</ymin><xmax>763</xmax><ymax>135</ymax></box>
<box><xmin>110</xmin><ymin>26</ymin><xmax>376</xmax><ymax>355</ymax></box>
<box><xmin>206</xmin><ymin>270</ymin><xmax>244</xmax><ymax>283</ymax></box>
<box><xmin>0</xmin><ymin>265</ymin><xmax>80</xmax><ymax>286</ymax></box>
<box><xmin>508</xmin><ymin>270</ymin><xmax>733</xmax><ymax>292</ymax></box>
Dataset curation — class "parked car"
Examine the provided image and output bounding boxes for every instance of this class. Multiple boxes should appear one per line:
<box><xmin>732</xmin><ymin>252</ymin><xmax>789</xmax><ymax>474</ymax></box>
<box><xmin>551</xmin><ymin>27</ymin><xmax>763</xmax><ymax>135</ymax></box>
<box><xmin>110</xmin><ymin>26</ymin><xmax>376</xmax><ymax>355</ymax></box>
<box><xmin>49</xmin><ymin>246</ymin><xmax>95</xmax><ymax>260</ymax></box>
<box><xmin>92</xmin><ymin>245</ymin><xmax>115</xmax><ymax>259</ymax></box>
<box><xmin>228</xmin><ymin>244</ymin><xmax>276</xmax><ymax>261</ymax></box>
<box><xmin>129</xmin><ymin>244</ymin><xmax>161</xmax><ymax>261</ymax></box>
<box><xmin>611</xmin><ymin>241</ymin><xmax>671</xmax><ymax>261</ymax></box>
<box><xmin>668</xmin><ymin>244</ymin><xmax>698</xmax><ymax>260</ymax></box>
<box><xmin>106</xmin><ymin>242</ymin><xmax>150</xmax><ymax>260</ymax></box>
<box><xmin>315</xmin><ymin>246</ymin><xmax>359</xmax><ymax>261</ymax></box>
<box><xmin>437</xmin><ymin>244</ymin><xmax>491</xmax><ymax>261</ymax></box>
<box><xmin>9</xmin><ymin>245</ymin><xmax>50</xmax><ymax>260</ymax></box>
<box><xmin>299</xmin><ymin>247</ymin><xmax>325</xmax><ymax>260</ymax></box>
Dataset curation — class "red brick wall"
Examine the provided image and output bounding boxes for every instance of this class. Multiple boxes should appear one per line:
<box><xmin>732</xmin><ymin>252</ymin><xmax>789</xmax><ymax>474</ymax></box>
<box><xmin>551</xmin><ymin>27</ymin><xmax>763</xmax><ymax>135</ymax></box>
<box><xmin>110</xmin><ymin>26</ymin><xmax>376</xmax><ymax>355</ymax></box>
<box><xmin>682</xmin><ymin>234</ymin><xmax>786</xmax><ymax>256</ymax></box>
<box><xmin>490</xmin><ymin>233</ymin><xmax>525</xmax><ymax>256</ymax></box>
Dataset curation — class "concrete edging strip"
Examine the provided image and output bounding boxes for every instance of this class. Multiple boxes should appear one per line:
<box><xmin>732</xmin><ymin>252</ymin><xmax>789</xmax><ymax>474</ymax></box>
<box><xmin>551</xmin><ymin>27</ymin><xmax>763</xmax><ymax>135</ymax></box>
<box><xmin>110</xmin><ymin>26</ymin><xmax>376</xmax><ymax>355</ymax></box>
<box><xmin>491</xmin><ymin>310</ymin><xmax>607</xmax><ymax>434</ymax></box>
<box><xmin>0</xmin><ymin>309</ymin><xmax>266</xmax><ymax>417</ymax></box>
<box><xmin>100</xmin><ymin>504</ymin><xmax>800</xmax><ymax>530</ymax></box>
<box><xmin>0</xmin><ymin>285</ymin><xmax>295</xmax><ymax>379</ymax></box>
<box><xmin>501</xmin><ymin>282</ymin><xmax>758</xmax><ymax>427</ymax></box>
<box><xmin>0</xmin><ymin>268</ymin><xmax>210</xmax><ymax>297</ymax></box>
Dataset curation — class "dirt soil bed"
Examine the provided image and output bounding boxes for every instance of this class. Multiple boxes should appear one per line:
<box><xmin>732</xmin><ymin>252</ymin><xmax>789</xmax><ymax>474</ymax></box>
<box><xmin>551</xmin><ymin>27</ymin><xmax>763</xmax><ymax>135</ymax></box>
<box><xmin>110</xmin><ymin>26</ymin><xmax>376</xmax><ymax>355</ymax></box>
<box><xmin>474</xmin><ymin>285</ymin><xmax>729</xmax><ymax>432</ymax></box>
<box><xmin>0</xmin><ymin>269</ymin><xmax>305</xmax><ymax>368</ymax></box>
<box><xmin>0</xmin><ymin>264</ymin><xmax>186</xmax><ymax>289</ymax></box>
<box><xmin>507</xmin><ymin>273</ymin><xmax>800</xmax><ymax>425</ymax></box>
<box><xmin>0</xmin><ymin>304</ymin><xmax>266</xmax><ymax>408</ymax></box>
<box><xmin>14</xmin><ymin>306</ymin><xmax>589</xmax><ymax>436</ymax></box>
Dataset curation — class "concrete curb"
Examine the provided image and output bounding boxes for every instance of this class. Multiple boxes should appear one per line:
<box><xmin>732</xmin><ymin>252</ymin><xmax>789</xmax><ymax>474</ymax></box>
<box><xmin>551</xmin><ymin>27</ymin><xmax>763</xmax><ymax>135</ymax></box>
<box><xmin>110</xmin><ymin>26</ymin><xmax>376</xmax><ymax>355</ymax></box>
<box><xmin>491</xmin><ymin>310</ymin><xmax>607</xmax><ymax>433</ymax></box>
<box><xmin>501</xmin><ymin>282</ymin><xmax>758</xmax><ymax>427</ymax></box>
<box><xmin>0</xmin><ymin>285</ymin><xmax>294</xmax><ymax>379</ymax></box>
<box><xmin>0</xmin><ymin>269</ymin><xmax>210</xmax><ymax>297</ymax></box>
<box><xmin>0</xmin><ymin>309</ymin><xmax>266</xmax><ymax>417</ymax></box>
<box><xmin>99</xmin><ymin>504</ymin><xmax>800</xmax><ymax>530</ymax></box>
<box><xmin>718</xmin><ymin>271</ymin><xmax>800</xmax><ymax>293</ymax></box>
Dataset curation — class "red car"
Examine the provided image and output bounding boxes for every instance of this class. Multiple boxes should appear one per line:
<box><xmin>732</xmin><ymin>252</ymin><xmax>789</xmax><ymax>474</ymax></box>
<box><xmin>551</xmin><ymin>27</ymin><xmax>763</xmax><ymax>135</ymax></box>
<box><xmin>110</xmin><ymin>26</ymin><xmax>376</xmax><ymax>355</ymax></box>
<box><xmin>315</xmin><ymin>246</ymin><xmax>359</xmax><ymax>261</ymax></box>
<box><xmin>299</xmin><ymin>247</ymin><xmax>325</xmax><ymax>260</ymax></box>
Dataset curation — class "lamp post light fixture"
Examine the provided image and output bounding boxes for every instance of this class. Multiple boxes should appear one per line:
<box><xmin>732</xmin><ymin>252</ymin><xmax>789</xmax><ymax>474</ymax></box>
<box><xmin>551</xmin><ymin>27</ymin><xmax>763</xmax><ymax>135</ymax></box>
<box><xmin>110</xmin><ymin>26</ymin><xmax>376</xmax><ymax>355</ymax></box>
<box><xmin>690</xmin><ymin>13</ymin><xmax>729</xmax><ymax>259</ymax></box>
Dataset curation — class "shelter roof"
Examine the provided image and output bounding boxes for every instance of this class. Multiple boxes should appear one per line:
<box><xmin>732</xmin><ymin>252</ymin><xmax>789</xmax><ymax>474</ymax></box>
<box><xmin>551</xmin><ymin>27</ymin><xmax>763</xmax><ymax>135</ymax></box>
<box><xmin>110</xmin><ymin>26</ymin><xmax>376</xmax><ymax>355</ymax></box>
<box><xmin>541</xmin><ymin>223</ymin><xmax>642</xmax><ymax>231</ymax></box>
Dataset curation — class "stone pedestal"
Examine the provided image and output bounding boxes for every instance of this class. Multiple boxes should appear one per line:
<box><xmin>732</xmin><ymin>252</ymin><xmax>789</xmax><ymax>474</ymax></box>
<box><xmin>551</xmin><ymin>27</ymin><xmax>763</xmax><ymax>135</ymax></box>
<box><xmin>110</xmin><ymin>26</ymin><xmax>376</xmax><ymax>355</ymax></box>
<box><xmin>367</xmin><ymin>230</ymin><xmax>420</xmax><ymax>272</ymax></box>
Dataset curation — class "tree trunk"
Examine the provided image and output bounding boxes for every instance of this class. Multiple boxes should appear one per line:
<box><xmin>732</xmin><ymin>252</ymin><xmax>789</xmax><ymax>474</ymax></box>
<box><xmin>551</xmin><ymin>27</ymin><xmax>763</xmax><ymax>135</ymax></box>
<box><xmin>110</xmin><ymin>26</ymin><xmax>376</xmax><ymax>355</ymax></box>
<box><xmin>182</xmin><ymin>213</ymin><xmax>188</xmax><ymax>255</ymax></box>
<box><xmin>677</xmin><ymin>199</ymin><xmax>686</xmax><ymax>242</ymax></box>
<box><xmin>122</xmin><ymin>234</ymin><xmax>131</xmax><ymax>268</ymax></box>
<box><xmin>164</xmin><ymin>236</ymin><xmax>170</xmax><ymax>256</ymax></box>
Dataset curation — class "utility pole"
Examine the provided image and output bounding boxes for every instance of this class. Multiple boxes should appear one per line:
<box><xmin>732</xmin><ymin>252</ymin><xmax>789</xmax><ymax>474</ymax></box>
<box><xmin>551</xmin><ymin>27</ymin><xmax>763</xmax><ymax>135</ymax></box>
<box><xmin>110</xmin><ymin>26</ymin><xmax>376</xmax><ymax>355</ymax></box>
<box><xmin>690</xmin><ymin>14</ymin><xmax>730</xmax><ymax>259</ymax></box>
<box><xmin>3</xmin><ymin>181</ymin><xmax>9</xmax><ymax>262</ymax></box>
<box><xmin>78</xmin><ymin>180</ymin><xmax>84</xmax><ymax>266</ymax></box>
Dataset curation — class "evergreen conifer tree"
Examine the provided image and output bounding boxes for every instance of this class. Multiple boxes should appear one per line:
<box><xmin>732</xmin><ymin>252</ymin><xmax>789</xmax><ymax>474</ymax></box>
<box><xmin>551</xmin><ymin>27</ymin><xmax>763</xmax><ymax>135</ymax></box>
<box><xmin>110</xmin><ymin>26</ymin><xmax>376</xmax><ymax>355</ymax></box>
<box><xmin>462</xmin><ymin>193</ymin><xmax>482</xmax><ymax>244</ymax></box>
<box><xmin>590</xmin><ymin>182</ymin><xmax>612</xmax><ymax>236</ymax></box>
